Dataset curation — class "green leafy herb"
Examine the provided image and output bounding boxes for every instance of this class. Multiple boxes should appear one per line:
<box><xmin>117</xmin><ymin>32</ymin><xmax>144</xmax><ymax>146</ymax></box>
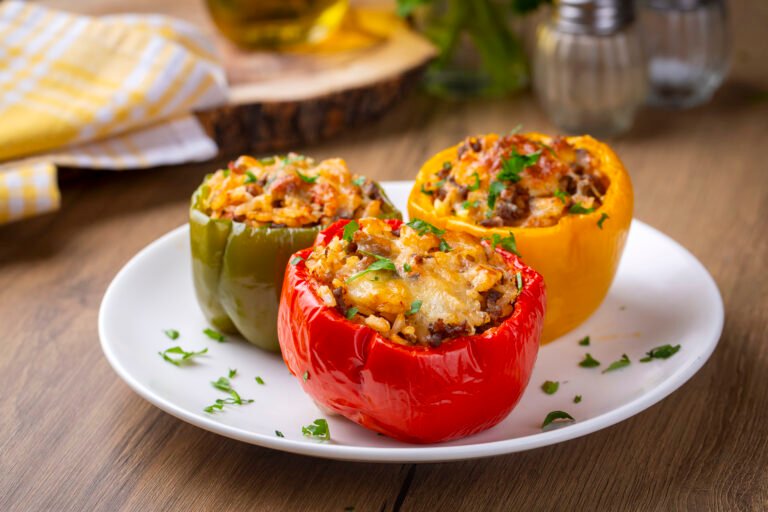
<box><xmin>228</xmin><ymin>368</ymin><xmax>237</xmax><ymax>378</ymax></box>
<box><xmin>346</xmin><ymin>252</ymin><xmax>397</xmax><ymax>283</ymax></box>
<box><xmin>343</xmin><ymin>220</ymin><xmax>359</xmax><ymax>242</ymax></box>
<box><xmin>275</xmin><ymin>430</ymin><xmax>285</xmax><ymax>438</ymax></box>
<box><xmin>353</xmin><ymin>176</ymin><xmax>366</xmax><ymax>187</ymax></box>
<box><xmin>163</xmin><ymin>329</ymin><xmax>179</xmax><ymax>340</ymax></box>
<box><xmin>290</xmin><ymin>256</ymin><xmax>304</xmax><ymax>265</ymax></box>
<box><xmin>597</xmin><ymin>212</ymin><xmax>609</xmax><ymax>229</ymax></box>
<box><xmin>296</xmin><ymin>170</ymin><xmax>318</xmax><ymax>184</ymax></box>
<box><xmin>406</xmin><ymin>218</ymin><xmax>445</xmax><ymax>236</ymax></box>
<box><xmin>203</xmin><ymin>390</ymin><xmax>254</xmax><ymax>414</ymax></box>
<box><xmin>515</xmin><ymin>272</ymin><xmax>523</xmax><ymax>291</ymax></box>
<box><xmin>255</xmin><ymin>376</ymin><xmax>265</xmax><ymax>385</ymax></box>
<box><xmin>442</xmin><ymin>161</ymin><xmax>452</xmax><ymax>171</ymax></box>
<box><xmin>578</xmin><ymin>336</ymin><xmax>590</xmax><ymax>346</ymax></box>
<box><xmin>403</xmin><ymin>263</ymin><xmax>412</xmax><ymax>273</ymax></box>
<box><xmin>302</xmin><ymin>371</ymin><xmax>309</xmax><ymax>382</ymax></box>
<box><xmin>603</xmin><ymin>354</ymin><xmax>631</xmax><ymax>373</ymax></box>
<box><xmin>212</xmin><ymin>376</ymin><xmax>233</xmax><ymax>392</ymax></box>
<box><xmin>541</xmin><ymin>380</ymin><xmax>559</xmax><ymax>395</ymax></box>
<box><xmin>345</xmin><ymin>307</ymin><xmax>359</xmax><ymax>320</ymax></box>
<box><xmin>579</xmin><ymin>353</ymin><xmax>601</xmax><ymax>368</ymax></box>
<box><xmin>488</xmin><ymin>232</ymin><xmax>519</xmax><ymax>256</ymax></box>
<box><xmin>420</xmin><ymin>183</ymin><xmax>433</xmax><ymax>195</ymax></box>
<box><xmin>462</xmin><ymin>200</ymin><xmax>480</xmax><ymax>209</ymax></box>
<box><xmin>244</xmin><ymin>171</ymin><xmax>257</xmax><ymax>184</ymax></box>
<box><xmin>438</xmin><ymin>238</ymin><xmax>452</xmax><ymax>252</ymax></box>
<box><xmin>553</xmin><ymin>188</ymin><xmax>568</xmax><ymax>204</ymax></box>
<box><xmin>541</xmin><ymin>410</ymin><xmax>574</xmax><ymax>430</ymax></box>
<box><xmin>640</xmin><ymin>344</ymin><xmax>681</xmax><ymax>362</ymax></box>
<box><xmin>569</xmin><ymin>203</ymin><xmax>595</xmax><ymax>215</ymax></box>
<box><xmin>498</xmin><ymin>150</ymin><xmax>540</xmax><ymax>183</ymax></box>
<box><xmin>203</xmin><ymin>328</ymin><xmax>225</xmax><ymax>342</ymax></box>
<box><xmin>222</xmin><ymin>168</ymin><xmax>230</xmax><ymax>177</ymax></box>
<box><xmin>158</xmin><ymin>346</ymin><xmax>208</xmax><ymax>366</ymax></box>
<box><xmin>574</xmin><ymin>395</ymin><xmax>582</xmax><ymax>404</ymax></box>
<box><xmin>302</xmin><ymin>418</ymin><xmax>331</xmax><ymax>440</ymax></box>
<box><xmin>468</xmin><ymin>172</ymin><xmax>481</xmax><ymax>192</ymax></box>
<box><xmin>407</xmin><ymin>300</ymin><xmax>423</xmax><ymax>316</ymax></box>
<box><xmin>487</xmin><ymin>180</ymin><xmax>506</xmax><ymax>210</ymax></box>
<box><xmin>259</xmin><ymin>156</ymin><xmax>276</xmax><ymax>165</ymax></box>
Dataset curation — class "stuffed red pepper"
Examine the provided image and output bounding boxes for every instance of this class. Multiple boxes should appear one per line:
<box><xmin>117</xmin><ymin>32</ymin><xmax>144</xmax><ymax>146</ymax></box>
<box><xmin>277</xmin><ymin>217</ymin><xmax>546</xmax><ymax>443</ymax></box>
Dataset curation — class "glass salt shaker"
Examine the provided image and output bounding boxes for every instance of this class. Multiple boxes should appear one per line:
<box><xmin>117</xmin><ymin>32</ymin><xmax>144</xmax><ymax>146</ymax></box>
<box><xmin>638</xmin><ymin>0</ymin><xmax>729</xmax><ymax>109</ymax></box>
<box><xmin>533</xmin><ymin>0</ymin><xmax>647</xmax><ymax>137</ymax></box>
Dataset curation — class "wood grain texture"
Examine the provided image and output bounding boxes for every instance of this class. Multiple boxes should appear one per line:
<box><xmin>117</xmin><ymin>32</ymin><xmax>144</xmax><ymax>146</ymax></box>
<box><xmin>3</xmin><ymin>1</ymin><xmax>768</xmax><ymax>510</ymax></box>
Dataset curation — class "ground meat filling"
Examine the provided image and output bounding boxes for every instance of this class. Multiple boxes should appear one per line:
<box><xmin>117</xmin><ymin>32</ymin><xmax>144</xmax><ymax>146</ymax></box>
<box><xmin>199</xmin><ymin>154</ymin><xmax>386</xmax><ymax>228</ymax></box>
<box><xmin>421</xmin><ymin>134</ymin><xmax>611</xmax><ymax>228</ymax></box>
<box><xmin>303</xmin><ymin>218</ymin><xmax>522</xmax><ymax>347</ymax></box>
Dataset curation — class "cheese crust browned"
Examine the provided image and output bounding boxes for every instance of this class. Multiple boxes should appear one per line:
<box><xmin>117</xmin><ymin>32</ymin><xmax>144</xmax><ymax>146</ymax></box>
<box><xmin>200</xmin><ymin>154</ymin><xmax>386</xmax><ymax>228</ymax></box>
<box><xmin>304</xmin><ymin>218</ymin><xmax>522</xmax><ymax>347</ymax></box>
<box><xmin>419</xmin><ymin>134</ymin><xmax>610</xmax><ymax>228</ymax></box>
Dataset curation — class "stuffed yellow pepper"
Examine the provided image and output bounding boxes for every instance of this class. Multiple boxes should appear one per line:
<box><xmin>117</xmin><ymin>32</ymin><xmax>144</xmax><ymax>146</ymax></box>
<box><xmin>408</xmin><ymin>133</ymin><xmax>633</xmax><ymax>342</ymax></box>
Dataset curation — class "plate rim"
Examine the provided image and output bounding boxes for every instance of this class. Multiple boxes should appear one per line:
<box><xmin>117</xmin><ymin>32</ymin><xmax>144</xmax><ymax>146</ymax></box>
<box><xmin>98</xmin><ymin>181</ymin><xmax>724</xmax><ymax>463</ymax></box>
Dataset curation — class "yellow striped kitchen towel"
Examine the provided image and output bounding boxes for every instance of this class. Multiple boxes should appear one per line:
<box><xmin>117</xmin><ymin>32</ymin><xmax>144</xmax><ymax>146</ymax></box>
<box><xmin>0</xmin><ymin>1</ymin><xmax>228</xmax><ymax>224</ymax></box>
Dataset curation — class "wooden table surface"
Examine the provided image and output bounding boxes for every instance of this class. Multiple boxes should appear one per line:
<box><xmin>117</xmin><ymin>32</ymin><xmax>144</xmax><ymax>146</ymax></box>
<box><xmin>3</xmin><ymin>2</ymin><xmax>768</xmax><ymax>511</ymax></box>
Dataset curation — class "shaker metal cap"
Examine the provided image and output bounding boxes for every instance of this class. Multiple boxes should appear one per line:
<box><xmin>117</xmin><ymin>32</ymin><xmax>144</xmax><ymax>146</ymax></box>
<box><xmin>555</xmin><ymin>0</ymin><xmax>635</xmax><ymax>35</ymax></box>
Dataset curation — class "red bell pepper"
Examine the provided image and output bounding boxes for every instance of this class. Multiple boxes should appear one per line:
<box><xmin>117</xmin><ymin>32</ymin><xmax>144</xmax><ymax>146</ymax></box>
<box><xmin>277</xmin><ymin>219</ymin><xmax>546</xmax><ymax>444</ymax></box>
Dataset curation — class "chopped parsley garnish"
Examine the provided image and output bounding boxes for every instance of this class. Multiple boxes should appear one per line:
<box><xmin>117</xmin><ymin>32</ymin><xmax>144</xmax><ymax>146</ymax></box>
<box><xmin>442</xmin><ymin>161</ymin><xmax>452</xmax><ymax>171</ymax></box>
<box><xmin>468</xmin><ymin>172</ymin><xmax>481</xmax><ymax>191</ymax></box>
<box><xmin>203</xmin><ymin>390</ymin><xmax>254</xmax><ymax>413</ymax></box>
<box><xmin>462</xmin><ymin>200</ymin><xmax>480</xmax><ymax>209</ymax></box>
<box><xmin>302</xmin><ymin>418</ymin><xmax>330</xmax><ymax>440</ymax></box>
<box><xmin>420</xmin><ymin>183</ymin><xmax>433</xmax><ymax>195</ymax></box>
<box><xmin>438</xmin><ymin>238</ymin><xmax>452</xmax><ymax>252</ymax></box>
<box><xmin>228</xmin><ymin>368</ymin><xmax>237</xmax><ymax>378</ymax></box>
<box><xmin>553</xmin><ymin>188</ymin><xmax>568</xmax><ymax>204</ymax></box>
<box><xmin>541</xmin><ymin>380</ymin><xmax>559</xmax><ymax>395</ymax></box>
<box><xmin>158</xmin><ymin>346</ymin><xmax>208</xmax><ymax>366</ymax></box>
<box><xmin>203</xmin><ymin>328</ymin><xmax>225</xmax><ymax>342</ymax></box>
<box><xmin>403</xmin><ymin>263</ymin><xmax>412</xmax><ymax>273</ymax></box>
<box><xmin>290</xmin><ymin>256</ymin><xmax>304</xmax><ymax>265</ymax></box>
<box><xmin>579</xmin><ymin>353</ymin><xmax>601</xmax><ymax>368</ymax></box>
<box><xmin>343</xmin><ymin>220</ymin><xmax>359</xmax><ymax>242</ymax></box>
<box><xmin>255</xmin><ymin>376</ymin><xmax>265</xmax><ymax>385</ymax></box>
<box><xmin>578</xmin><ymin>336</ymin><xmax>590</xmax><ymax>346</ymax></box>
<box><xmin>345</xmin><ymin>307</ymin><xmax>359</xmax><ymax>319</ymax></box>
<box><xmin>541</xmin><ymin>410</ymin><xmax>574</xmax><ymax>430</ymax></box>
<box><xmin>346</xmin><ymin>252</ymin><xmax>397</xmax><ymax>283</ymax></box>
<box><xmin>406</xmin><ymin>218</ymin><xmax>445</xmax><ymax>236</ymax></box>
<box><xmin>222</xmin><ymin>168</ymin><xmax>230</xmax><ymax>177</ymax></box>
<box><xmin>488</xmin><ymin>232</ymin><xmax>520</xmax><ymax>256</ymax></box>
<box><xmin>259</xmin><ymin>156</ymin><xmax>276</xmax><ymax>165</ymax></box>
<box><xmin>603</xmin><ymin>354</ymin><xmax>631</xmax><ymax>373</ymax></box>
<box><xmin>574</xmin><ymin>395</ymin><xmax>582</xmax><ymax>404</ymax></box>
<box><xmin>212</xmin><ymin>376</ymin><xmax>233</xmax><ymax>392</ymax></box>
<box><xmin>487</xmin><ymin>180</ymin><xmax>506</xmax><ymax>210</ymax></box>
<box><xmin>302</xmin><ymin>371</ymin><xmax>309</xmax><ymax>382</ymax></box>
<box><xmin>353</xmin><ymin>176</ymin><xmax>366</xmax><ymax>187</ymax></box>
<box><xmin>497</xmin><ymin>150</ymin><xmax>540</xmax><ymax>183</ymax></box>
<box><xmin>569</xmin><ymin>203</ymin><xmax>595</xmax><ymax>214</ymax></box>
<box><xmin>515</xmin><ymin>272</ymin><xmax>523</xmax><ymax>291</ymax></box>
<box><xmin>244</xmin><ymin>171</ymin><xmax>257</xmax><ymax>184</ymax></box>
<box><xmin>640</xmin><ymin>344</ymin><xmax>681</xmax><ymax>362</ymax></box>
<box><xmin>296</xmin><ymin>170</ymin><xmax>318</xmax><ymax>184</ymax></box>
<box><xmin>597</xmin><ymin>212</ymin><xmax>609</xmax><ymax>229</ymax></box>
<box><xmin>275</xmin><ymin>430</ymin><xmax>285</xmax><ymax>437</ymax></box>
<box><xmin>407</xmin><ymin>300</ymin><xmax>423</xmax><ymax>316</ymax></box>
<box><xmin>163</xmin><ymin>329</ymin><xmax>179</xmax><ymax>340</ymax></box>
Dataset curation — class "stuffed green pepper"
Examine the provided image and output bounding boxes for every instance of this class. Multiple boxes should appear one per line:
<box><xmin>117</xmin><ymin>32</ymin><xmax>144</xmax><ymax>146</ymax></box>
<box><xmin>190</xmin><ymin>153</ymin><xmax>401</xmax><ymax>351</ymax></box>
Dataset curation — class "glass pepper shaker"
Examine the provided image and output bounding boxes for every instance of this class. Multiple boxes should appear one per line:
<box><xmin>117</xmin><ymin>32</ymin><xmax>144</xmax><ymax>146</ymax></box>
<box><xmin>533</xmin><ymin>0</ymin><xmax>647</xmax><ymax>137</ymax></box>
<box><xmin>638</xmin><ymin>0</ymin><xmax>730</xmax><ymax>108</ymax></box>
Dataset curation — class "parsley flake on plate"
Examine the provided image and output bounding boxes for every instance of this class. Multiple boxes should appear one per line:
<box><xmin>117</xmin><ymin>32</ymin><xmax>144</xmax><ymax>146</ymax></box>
<box><xmin>541</xmin><ymin>410</ymin><xmax>574</xmax><ymax>430</ymax></box>
<box><xmin>541</xmin><ymin>380</ymin><xmax>559</xmax><ymax>395</ymax></box>
<box><xmin>603</xmin><ymin>354</ymin><xmax>631</xmax><ymax>373</ymax></box>
<box><xmin>255</xmin><ymin>376</ymin><xmax>265</xmax><ymax>385</ymax></box>
<box><xmin>578</xmin><ymin>336</ymin><xmax>590</xmax><ymax>346</ymax></box>
<box><xmin>302</xmin><ymin>419</ymin><xmax>331</xmax><ymax>440</ymax></box>
<box><xmin>574</xmin><ymin>395</ymin><xmax>582</xmax><ymax>404</ymax></box>
<box><xmin>579</xmin><ymin>353</ymin><xmax>601</xmax><ymax>368</ymax></box>
<box><xmin>640</xmin><ymin>344</ymin><xmax>681</xmax><ymax>362</ymax></box>
<box><xmin>158</xmin><ymin>346</ymin><xmax>207</xmax><ymax>366</ymax></box>
<box><xmin>228</xmin><ymin>368</ymin><xmax>237</xmax><ymax>378</ymax></box>
<box><xmin>203</xmin><ymin>328</ymin><xmax>225</xmax><ymax>342</ymax></box>
<box><xmin>275</xmin><ymin>430</ymin><xmax>285</xmax><ymax>438</ymax></box>
<box><xmin>163</xmin><ymin>329</ymin><xmax>179</xmax><ymax>340</ymax></box>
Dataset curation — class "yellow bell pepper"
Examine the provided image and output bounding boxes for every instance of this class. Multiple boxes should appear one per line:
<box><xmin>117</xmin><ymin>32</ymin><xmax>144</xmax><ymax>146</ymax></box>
<box><xmin>408</xmin><ymin>133</ymin><xmax>633</xmax><ymax>343</ymax></box>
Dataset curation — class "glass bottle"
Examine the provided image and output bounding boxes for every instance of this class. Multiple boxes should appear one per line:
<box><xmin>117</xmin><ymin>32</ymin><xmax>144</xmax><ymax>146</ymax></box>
<box><xmin>533</xmin><ymin>0</ymin><xmax>647</xmax><ymax>137</ymax></box>
<box><xmin>638</xmin><ymin>0</ymin><xmax>729</xmax><ymax>108</ymax></box>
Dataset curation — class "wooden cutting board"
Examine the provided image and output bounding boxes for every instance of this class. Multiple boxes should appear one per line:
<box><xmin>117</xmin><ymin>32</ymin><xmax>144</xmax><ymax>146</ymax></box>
<box><xmin>40</xmin><ymin>0</ymin><xmax>436</xmax><ymax>154</ymax></box>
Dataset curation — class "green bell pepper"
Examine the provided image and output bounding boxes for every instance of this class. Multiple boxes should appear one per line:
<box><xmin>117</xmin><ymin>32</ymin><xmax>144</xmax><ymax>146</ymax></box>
<box><xmin>189</xmin><ymin>178</ymin><xmax>401</xmax><ymax>351</ymax></box>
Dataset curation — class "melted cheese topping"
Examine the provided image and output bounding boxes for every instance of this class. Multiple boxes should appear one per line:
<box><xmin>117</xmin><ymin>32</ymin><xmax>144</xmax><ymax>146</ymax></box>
<box><xmin>304</xmin><ymin>218</ymin><xmax>521</xmax><ymax>346</ymax></box>
<box><xmin>200</xmin><ymin>154</ymin><xmax>387</xmax><ymax>227</ymax></box>
<box><xmin>421</xmin><ymin>134</ymin><xmax>610</xmax><ymax>228</ymax></box>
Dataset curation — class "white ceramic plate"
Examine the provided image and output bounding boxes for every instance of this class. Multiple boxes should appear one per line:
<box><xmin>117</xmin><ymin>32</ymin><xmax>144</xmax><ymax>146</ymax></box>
<box><xmin>99</xmin><ymin>181</ymin><xmax>723</xmax><ymax>463</ymax></box>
